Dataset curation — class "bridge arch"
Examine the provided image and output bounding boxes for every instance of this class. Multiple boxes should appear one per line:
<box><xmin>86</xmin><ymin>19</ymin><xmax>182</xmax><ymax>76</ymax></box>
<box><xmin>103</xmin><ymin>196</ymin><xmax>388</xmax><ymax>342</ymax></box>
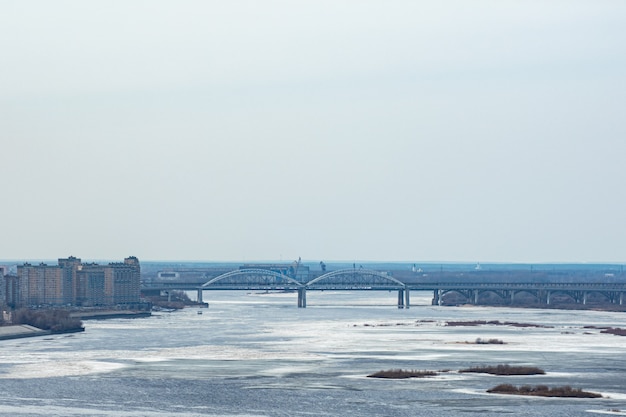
<box><xmin>510</xmin><ymin>289</ymin><xmax>542</xmax><ymax>303</ymax></box>
<box><xmin>201</xmin><ymin>268</ymin><xmax>303</xmax><ymax>289</ymax></box>
<box><xmin>546</xmin><ymin>290</ymin><xmax>580</xmax><ymax>304</ymax></box>
<box><xmin>438</xmin><ymin>289</ymin><xmax>510</xmax><ymax>305</ymax></box>
<box><xmin>306</xmin><ymin>269</ymin><xmax>406</xmax><ymax>289</ymax></box>
<box><xmin>476</xmin><ymin>289</ymin><xmax>509</xmax><ymax>304</ymax></box>
<box><xmin>584</xmin><ymin>290</ymin><xmax>616</xmax><ymax>303</ymax></box>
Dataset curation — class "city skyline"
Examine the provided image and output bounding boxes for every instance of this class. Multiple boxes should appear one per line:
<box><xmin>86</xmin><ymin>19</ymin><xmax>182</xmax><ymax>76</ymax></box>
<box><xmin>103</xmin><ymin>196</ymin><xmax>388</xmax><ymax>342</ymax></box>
<box><xmin>9</xmin><ymin>255</ymin><xmax>141</xmax><ymax>307</ymax></box>
<box><xmin>2</xmin><ymin>1</ymin><xmax>626</xmax><ymax>263</ymax></box>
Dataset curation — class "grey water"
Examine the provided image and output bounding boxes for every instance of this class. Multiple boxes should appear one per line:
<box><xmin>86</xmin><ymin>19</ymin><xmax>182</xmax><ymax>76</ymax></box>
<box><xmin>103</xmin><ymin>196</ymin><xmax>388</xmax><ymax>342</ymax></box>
<box><xmin>0</xmin><ymin>291</ymin><xmax>625</xmax><ymax>416</ymax></box>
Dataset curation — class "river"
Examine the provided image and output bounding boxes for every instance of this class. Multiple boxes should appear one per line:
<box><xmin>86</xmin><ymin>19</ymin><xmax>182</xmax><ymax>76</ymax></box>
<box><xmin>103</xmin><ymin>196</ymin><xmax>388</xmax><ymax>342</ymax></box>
<box><xmin>0</xmin><ymin>290</ymin><xmax>625</xmax><ymax>416</ymax></box>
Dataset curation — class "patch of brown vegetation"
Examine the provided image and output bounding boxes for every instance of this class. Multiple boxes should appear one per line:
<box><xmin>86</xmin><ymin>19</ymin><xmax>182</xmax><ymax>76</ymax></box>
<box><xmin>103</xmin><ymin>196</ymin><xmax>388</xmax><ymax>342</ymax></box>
<box><xmin>475</xmin><ymin>338</ymin><xmax>505</xmax><ymax>344</ymax></box>
<box><xmin>367</xmin><ymin>369</ymin><xmax>437</xmax><ymax>379</ymax></box>
<box><xmin>487</xmin><ymin>384</ymin><xmax>601</xmax><ymax>398</ymax></box>
<box><xmin>454</xmin><ymin>338</ymin><xmax>506</xmax><ymax>345</ymax></box>
<box><xmin>459</xmin><ymin>364</ymin><xmax>545</xmax><ymax>375</ymax></box>
<box><xmin>12</xmin><ymin>309</ymin><xmax>84</xmax><ymax>333</ymax></box>
<box><xmin>601</xmin><ymin>327</ymin><xmax>626</xmax><ymax>336</ymax></box>
<box><xmin>445</xmin><ymin>320</ymin><xmax>551</xmax><ymax>328</ymax></box>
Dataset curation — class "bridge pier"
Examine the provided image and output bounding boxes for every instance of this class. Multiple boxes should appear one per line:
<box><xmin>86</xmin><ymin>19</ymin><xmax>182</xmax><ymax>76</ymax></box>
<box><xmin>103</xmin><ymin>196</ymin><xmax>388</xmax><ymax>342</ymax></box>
<box><xmin>297</xmin><ymin>288</ymin><xmax>307</xmax><ymax>308</ymax></box>
<box><xmin>405</xmin><ymin>288</ymin><xmax>410</xmax><ymax>309</ymax></box>
<box><xmin>432</xmin><ymin>289</ymin><xmax>444</xmax><ymax>306</ymax></box>
<box><xmin>621</xmin><ymin>292</ymin><xmax>624</xmax><ymax>305</ymax></box>
<box><xmin>473</xmin><ymin>290</ymin><xmax>479</xmax><ymax>305</ymax></box>
<box><xmin>197</xmin><ymin>288</ymin><xmax>203</xmax><ymax>304</ymax></box>
<box><xmin>397</xmin><ymin>290</ymin><xmax>405</xmax><ymax>309</ymax></box>
<box><xmin>546</xmin><ymin>291</ymin><xmax>551</xmax><ymax>305</ymax></box>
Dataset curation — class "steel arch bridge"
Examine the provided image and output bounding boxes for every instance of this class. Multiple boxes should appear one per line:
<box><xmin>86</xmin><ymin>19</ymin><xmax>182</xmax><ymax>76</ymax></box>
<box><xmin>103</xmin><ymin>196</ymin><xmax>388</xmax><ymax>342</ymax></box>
<box><xmin>307</xmin><ymin>269</ymin><xmax>406</xmax><ymax>290</ymax></box>
<box><xmin>198</xmin><ymin>268</ymin><xmax>410</xmax><ymax>308</ymax></box>
<box><xmin>151</xmin><ymin>268</ymin><xmax>626</xmax><ymax>309</ymax></box>
<box><xmin>300</xmin><ymin>268</ymin><xmax>410</xmax><ymax>308</ymax></box>
<box><xmin>201</xmin><ymin>268</ymin><xmax>303</xmax><ymax>290</ymax></box>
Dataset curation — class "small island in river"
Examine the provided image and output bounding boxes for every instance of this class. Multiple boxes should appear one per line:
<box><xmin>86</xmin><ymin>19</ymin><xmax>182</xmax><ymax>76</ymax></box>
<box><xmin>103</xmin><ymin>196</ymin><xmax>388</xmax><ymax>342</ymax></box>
<box><xmin>367</xmin><ymin>369</ymin><xmax>437</xmax><ymax>379</ymax></box>
<box><xmin>459</xmin><ymin>364</ymin><xmax>545</xmax><ymax>376</ymax></box>
<box><xmin>487</xmin><ymin>384</ymin><xmax>602</xmax><ymax>398</ymax></box>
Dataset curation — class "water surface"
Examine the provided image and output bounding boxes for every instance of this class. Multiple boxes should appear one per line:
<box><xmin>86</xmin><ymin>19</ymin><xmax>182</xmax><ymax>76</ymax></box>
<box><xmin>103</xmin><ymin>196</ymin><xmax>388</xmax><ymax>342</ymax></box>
<box><xmin>0</xmin><ymin>291</ymin><xmax>624</xmax><ymax>416</ymax></box>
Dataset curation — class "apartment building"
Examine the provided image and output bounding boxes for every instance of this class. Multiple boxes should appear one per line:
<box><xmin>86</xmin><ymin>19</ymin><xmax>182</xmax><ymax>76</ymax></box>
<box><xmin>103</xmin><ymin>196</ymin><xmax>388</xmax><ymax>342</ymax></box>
<box><xmin>16</xmin><ymin>256</ymin><xmax>140</xmax><ymax>307</ymax></box>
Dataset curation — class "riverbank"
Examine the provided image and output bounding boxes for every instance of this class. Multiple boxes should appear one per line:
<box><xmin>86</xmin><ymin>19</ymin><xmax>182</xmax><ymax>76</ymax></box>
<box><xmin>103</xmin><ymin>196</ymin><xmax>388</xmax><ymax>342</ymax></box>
<box><xmin>0</xmin><ymin>325</ymin><xmax>49</xmax><ymax>340</ymax></box>
<box><xmin>0</xmin><ymin>324</ymin><xmax>84</xmax><ymax>341</ymax></box>
<box><xmin>0</xmin><ymin>310</ymin><xmax>149</xmax><ymax>341</ymax></box>
<box><xmin>69</xmin><ymin>310</ymin><xmax>152</xmax><ymax>320</ymax></box>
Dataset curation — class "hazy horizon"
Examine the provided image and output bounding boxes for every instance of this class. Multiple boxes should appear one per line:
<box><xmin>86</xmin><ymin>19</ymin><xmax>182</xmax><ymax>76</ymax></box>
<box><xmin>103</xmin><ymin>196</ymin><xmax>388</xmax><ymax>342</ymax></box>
<box><xmin>1</xmin><ymin>257</ymin><xmax>624</xmax><ymax>267</ymax></box>
<box><xmin>2</xmin><ymin>1</ymin><xmax>625</xmax><ymax>263</ymax></box>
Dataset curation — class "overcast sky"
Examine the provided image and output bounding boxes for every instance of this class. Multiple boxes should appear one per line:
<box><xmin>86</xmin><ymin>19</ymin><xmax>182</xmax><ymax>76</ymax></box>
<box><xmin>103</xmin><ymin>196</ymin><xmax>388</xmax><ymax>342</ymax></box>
<box><xmin>1</xmin><ymin>1</ymin><xmax>625</xmax><ymax>263</ymax></box>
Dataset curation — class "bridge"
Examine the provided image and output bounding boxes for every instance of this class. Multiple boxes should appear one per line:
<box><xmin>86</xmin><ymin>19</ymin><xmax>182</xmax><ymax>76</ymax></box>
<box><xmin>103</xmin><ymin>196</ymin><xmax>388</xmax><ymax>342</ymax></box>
<box><xmin>142</xmin><ymin>268</ymin><xmax>626</xmax><ymax>308</ymax></box>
